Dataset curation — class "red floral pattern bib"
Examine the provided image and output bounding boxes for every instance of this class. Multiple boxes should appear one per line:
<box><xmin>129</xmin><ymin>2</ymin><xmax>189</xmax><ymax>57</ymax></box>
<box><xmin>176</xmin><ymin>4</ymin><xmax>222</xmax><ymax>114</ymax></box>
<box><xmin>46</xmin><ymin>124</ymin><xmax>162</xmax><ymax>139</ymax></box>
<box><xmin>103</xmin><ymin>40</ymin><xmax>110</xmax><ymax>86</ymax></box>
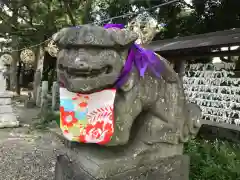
<box><xmin>59</xmin><ymin>87</ymin><xmax>116</xmax><ymax>145</ymax></box>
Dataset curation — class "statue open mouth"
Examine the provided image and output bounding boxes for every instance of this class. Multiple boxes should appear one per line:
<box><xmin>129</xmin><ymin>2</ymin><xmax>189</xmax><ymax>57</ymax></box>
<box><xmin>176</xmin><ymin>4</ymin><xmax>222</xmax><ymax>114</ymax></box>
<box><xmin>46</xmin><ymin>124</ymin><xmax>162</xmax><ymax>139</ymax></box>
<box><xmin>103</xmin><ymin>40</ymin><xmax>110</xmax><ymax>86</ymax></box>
<box><xmin>58</xmin><ymin>64</ymin><xmax>113</xmax><ymax>78</ymax></box>
<box><xmin>58</xmin><ymin>63</ymin><xmax>119</xmax><ymax>93</ymax></box>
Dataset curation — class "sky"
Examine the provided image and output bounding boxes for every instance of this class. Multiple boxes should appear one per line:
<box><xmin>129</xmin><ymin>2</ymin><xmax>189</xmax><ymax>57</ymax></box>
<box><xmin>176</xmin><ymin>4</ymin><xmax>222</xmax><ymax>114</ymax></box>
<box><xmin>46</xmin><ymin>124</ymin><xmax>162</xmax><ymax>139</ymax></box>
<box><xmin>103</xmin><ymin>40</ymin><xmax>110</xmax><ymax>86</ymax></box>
<box><xmin>185</xmin><ymin>0</ymin><xmax>192</xmax><ymax>4</ymax></box>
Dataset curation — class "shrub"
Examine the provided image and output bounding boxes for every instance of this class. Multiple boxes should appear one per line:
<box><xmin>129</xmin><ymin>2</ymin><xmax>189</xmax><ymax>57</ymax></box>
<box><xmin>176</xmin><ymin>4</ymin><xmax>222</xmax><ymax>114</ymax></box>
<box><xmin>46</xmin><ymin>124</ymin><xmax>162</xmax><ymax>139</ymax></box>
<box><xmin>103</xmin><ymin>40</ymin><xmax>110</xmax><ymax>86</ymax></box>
<box><xmin>184</xmin><ymin>138</ymin><xmax>240</xmax><ymax>180</ymax></box>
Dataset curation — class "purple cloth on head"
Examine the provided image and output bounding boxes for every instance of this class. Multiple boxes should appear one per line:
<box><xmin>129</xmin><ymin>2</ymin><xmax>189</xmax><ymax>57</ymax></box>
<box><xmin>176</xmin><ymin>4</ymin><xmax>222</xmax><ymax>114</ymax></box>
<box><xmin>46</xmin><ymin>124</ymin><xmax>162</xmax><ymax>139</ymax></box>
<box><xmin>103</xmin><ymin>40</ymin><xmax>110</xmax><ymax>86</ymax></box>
<box><xmin>104</xmin><ymin>24</ymin><xmax>164</xmax><ymax>88</ymax></box>
<box><xmin>103</xmin><ymin>24</ymin><xmax>125</xmax><ymax>29</ymax></box>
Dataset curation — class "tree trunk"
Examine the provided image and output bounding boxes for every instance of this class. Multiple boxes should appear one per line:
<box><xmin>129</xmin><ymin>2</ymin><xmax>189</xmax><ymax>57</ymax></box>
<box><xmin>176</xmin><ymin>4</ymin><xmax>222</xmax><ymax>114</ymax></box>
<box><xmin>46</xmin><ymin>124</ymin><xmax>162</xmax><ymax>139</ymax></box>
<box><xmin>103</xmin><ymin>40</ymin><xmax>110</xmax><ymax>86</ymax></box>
<box><xmin>10</xmin><ymin>39</ymin><xmax>19</xmax><ymax>93</ymax></box>
<box><xmin>32</xmin><ymin>46</ymin><xmax>43</xmax><ymax>101</ymax></box>
<box><xmin>16</xmin><ymin>59</ymin><xmax>22</xmax><ymax>94</ymax></box>
<box><xmin>82</xmin><ymin>0</ymin><xmax>93</xmax><ymax>24</ymax></box>
<box><xmin>9</xmin><ymin>4</ymin><xmax>19</xmax><ymax>94</ymax></box>
<box><xmin>62</xmin><ymin>0</ymin><xmax>76</xmax><ymax>25</ymax></box>
<box><xmin>33</xmin><ymin>46</ymin><xmax>41</xmax><ymax>70</ymax></box>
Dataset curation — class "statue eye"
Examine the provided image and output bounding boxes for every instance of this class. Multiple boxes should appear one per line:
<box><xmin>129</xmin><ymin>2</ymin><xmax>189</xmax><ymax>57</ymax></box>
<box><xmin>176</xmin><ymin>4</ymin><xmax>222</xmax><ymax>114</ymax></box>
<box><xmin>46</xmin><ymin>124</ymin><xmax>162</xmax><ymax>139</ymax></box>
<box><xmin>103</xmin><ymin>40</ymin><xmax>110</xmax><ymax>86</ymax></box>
<box><xmin>84</xmin><ymin>34</ymin><xmax>94</xmax><ymax>44</ymax></box>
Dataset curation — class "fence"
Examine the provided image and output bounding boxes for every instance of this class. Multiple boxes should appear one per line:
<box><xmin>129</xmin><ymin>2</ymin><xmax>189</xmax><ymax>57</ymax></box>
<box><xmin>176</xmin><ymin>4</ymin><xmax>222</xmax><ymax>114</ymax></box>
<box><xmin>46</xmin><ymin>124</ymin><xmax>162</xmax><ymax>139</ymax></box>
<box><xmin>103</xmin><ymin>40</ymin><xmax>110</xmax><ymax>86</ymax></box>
<box><xmin>36</xmin><ymin>62</ymin><xmax>240</xmax><ymax>131</ymax></box>
<box><xmin>183</xmin><ymin>62</ymin><xmax>240</xmax><ymax>131</ymax></box>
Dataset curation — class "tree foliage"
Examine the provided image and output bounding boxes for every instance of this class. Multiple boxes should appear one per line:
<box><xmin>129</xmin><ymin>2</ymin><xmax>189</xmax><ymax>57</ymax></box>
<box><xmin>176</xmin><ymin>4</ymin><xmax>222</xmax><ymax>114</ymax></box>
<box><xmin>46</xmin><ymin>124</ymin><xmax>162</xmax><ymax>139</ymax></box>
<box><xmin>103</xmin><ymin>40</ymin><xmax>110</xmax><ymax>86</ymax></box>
<box><xmin>0</xmin><ymin>0</ymin><xmax>95</xmax><ymax>49</ymax></box>
<box><xmin>0</xmin><ymin>0</ymin><xmax>240</xmax><ymax>48</ymax></box>
<box><xmin>0</xmin><ymin>0</ymin><xmax>239</xmax><ymax>92</ymax></box>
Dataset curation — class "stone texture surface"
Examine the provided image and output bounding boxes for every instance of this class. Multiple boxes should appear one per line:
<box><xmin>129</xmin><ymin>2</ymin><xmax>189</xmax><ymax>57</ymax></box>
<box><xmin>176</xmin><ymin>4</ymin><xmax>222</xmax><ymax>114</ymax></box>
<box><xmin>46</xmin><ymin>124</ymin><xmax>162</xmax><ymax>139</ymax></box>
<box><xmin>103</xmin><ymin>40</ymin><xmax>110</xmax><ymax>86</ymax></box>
<box><xmin>54</xmin><ymin>25</ymin><xmax>202</xmax><ymax>147</ymax></box>
<box><xmin>53</xmin><ymin>25</ymin><xmax>139</xmax><ymax>47</ymax></box>
<box><xmin>53</xmin><ymin>25</ymin><xmax>201</xmax><ymax>180</ymax></box>
<box><xmin>55</xmin><ymin>152</ymin><xmax>189</xmax><ymax>180</ymax></box>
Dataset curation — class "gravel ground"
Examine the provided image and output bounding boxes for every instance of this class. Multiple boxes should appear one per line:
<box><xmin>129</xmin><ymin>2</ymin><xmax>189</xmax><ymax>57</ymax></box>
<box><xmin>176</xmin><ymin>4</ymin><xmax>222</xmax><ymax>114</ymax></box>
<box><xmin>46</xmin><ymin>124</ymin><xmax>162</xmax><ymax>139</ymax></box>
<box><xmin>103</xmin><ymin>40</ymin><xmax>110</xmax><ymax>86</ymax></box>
<box><xmin>0</xmin><ymin>129</ymin><xmax>66</xmax><ymax>180</ymax></box>
<box><xmin>0</xmin><ymin>94</ymin><xmax>66</xmax><ymax>180</ymax></box>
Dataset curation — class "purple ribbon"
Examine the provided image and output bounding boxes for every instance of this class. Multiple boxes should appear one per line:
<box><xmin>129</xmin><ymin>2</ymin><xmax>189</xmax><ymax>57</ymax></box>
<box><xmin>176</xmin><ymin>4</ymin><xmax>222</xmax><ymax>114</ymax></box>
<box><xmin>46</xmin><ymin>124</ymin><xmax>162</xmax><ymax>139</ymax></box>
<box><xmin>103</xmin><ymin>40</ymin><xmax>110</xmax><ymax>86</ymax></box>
<box><xmin>104</xmin><ymin>24</ymin><xmax>164</xmax><ymax>88</ymax></box>
<box><xmin>103</xmin><ymin>24</ymin><xmax>125</xmax><ymax>29</ymax></box>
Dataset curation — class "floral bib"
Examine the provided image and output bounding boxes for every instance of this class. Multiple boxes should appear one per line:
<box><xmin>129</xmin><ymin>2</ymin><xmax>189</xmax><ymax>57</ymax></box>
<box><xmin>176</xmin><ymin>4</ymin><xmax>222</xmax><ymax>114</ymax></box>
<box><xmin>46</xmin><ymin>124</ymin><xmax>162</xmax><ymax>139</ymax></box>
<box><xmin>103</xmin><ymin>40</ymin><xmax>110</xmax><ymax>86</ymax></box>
<box><xmin>59</xmin><ymin>87</ymin><xmax>116</xmax><ymax>145</ymax></box>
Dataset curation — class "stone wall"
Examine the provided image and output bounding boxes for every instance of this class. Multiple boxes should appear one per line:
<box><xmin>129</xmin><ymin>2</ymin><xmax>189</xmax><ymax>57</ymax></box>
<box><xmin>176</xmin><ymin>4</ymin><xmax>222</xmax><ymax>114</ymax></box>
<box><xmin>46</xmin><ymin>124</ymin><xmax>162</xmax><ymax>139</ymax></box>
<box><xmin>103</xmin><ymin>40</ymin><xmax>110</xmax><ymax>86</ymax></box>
<box><xmin>183</xmin><ymin>62</ymin><xmax>240</xmax><ymax>126</ymax></box>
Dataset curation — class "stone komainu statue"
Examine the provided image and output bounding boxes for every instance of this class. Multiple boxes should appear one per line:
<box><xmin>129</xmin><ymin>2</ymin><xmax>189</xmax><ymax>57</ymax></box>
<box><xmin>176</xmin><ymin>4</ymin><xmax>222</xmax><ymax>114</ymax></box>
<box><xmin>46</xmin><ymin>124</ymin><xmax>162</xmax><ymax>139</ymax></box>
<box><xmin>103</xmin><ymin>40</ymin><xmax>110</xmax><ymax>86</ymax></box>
<box><xmin>53</xmin><ymin>24</ymin><xmax>202</xmax><ymax>180</ymax></box>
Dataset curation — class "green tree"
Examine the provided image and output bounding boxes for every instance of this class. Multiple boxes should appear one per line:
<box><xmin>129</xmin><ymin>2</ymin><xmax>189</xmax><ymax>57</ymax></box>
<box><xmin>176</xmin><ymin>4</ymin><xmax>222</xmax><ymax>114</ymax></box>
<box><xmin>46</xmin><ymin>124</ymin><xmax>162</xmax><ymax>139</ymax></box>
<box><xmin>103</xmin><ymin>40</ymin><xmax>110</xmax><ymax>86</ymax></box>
<box><xmin>0</xmin><ymin>0</ymin><xmax>96</xmax><ymax>93</ymax></box>
<box><xmin>176</xmin><ymin>0</ymin><xmax>240</xmax><ymax>36</ymax></box>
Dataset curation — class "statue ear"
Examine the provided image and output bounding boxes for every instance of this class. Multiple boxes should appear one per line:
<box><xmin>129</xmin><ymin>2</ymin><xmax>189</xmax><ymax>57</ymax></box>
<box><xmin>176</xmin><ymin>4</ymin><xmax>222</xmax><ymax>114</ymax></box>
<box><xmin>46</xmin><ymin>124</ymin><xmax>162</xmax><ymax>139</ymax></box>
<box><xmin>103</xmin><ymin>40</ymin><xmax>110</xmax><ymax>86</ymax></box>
<box><xmin>52</xmin><ymin>28</ymin><xmax>66</xmax><ymax>42</ymax></box>
<box><xmin>52</xmin><ymin>32</ymin><xmax>59</xmax><ymax>42</ymax></box>
<box><xmin>52</xmin><ymin>27</ymin><xmax>69</xmax><ymax>44</ymax></box>
<box><xmin>52</xmin><ymin>27</ymin><xmax>81</xmax><ymax>44</ymax></box>
<box><xmin>108</xmin><ymin>29</ymin><xmax>139</xmax><ymax>46</ymax></box>
<box><xmin>120</xmin><ymin>70</ymin><xmax>137</xmax><ymax>92</ymax></box>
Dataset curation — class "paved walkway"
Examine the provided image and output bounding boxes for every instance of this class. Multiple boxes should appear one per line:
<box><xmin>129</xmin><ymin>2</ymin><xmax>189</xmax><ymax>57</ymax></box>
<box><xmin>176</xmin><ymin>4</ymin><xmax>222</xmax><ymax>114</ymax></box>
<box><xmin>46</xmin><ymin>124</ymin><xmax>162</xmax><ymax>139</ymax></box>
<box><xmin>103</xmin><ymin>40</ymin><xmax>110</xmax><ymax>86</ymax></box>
<box><xmin>0</xmin><ymin>94</ymin><xmax>65</xmax><ymax>180</ymax></box>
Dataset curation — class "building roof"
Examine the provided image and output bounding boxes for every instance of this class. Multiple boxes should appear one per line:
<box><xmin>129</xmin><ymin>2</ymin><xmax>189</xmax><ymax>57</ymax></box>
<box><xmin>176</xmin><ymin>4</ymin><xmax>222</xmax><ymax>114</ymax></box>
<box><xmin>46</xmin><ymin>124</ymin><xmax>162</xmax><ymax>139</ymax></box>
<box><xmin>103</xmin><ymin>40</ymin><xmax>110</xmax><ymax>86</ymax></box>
<box><xmin>147</xmin><ymin>28</ymin><xmax>240</xmax><ymax>53</ymax></box>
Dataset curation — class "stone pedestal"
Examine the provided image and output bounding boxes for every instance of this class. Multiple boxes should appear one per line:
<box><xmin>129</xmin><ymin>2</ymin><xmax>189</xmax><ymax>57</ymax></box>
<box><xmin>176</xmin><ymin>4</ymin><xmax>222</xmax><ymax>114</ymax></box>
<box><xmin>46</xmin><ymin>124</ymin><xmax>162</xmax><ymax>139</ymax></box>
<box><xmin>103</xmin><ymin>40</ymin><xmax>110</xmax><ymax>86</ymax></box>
<box><xmin>0</xmin><ymin>69</ymin><xmax>6</xmax><ymax>92</ymax></box>
<box><xmin>54</xmin><ymin>141</ymin><xmax>189</xmax><ymax>180</ymax></box>
<box><xmin>24</xmin><ymin>99</ymin><xmax>36</xmax><ymax>108</ymax></box>
<box><xmin>55</xmin><ymin>151</ymin><xmax>189</xmax><ymax>180</ymax></box>
<box><xmin>0</xmin><ymin>91</ymin><xmax>19</xmax><ymax>128</ymax></box>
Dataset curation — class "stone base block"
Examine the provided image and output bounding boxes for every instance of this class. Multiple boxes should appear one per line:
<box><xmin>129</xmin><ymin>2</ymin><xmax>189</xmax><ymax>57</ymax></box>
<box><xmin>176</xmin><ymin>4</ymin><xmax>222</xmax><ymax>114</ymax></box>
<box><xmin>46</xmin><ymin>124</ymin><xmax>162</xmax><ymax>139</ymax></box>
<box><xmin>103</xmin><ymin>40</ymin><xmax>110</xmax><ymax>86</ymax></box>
<box><xmin>24</xmin><ymin>99</ymin><xmax>36</xmax><ymax>108</ymax></box>
<box><xmin>0</xmin><ymin>114</ymin><xmax>19</xmax><ymax>128</ymax></box>
<box><xmin>54</xmin><ymin>151</ymin><xmax>189</xmax><ymax>180</ymax></box>
<box><xmin>0</xmin><ymin>91</ymin><xmax>13</xmax><ymax>98</ymax></box>
<box><xmin>0</xmin><ymin>105</ymin><xmax>13</xmax><ymax>113</ymax></box>
<box><xmin>0</xmin><ymin>98</ymin><xmax>11</xmax><ymax>105</ymax></box>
